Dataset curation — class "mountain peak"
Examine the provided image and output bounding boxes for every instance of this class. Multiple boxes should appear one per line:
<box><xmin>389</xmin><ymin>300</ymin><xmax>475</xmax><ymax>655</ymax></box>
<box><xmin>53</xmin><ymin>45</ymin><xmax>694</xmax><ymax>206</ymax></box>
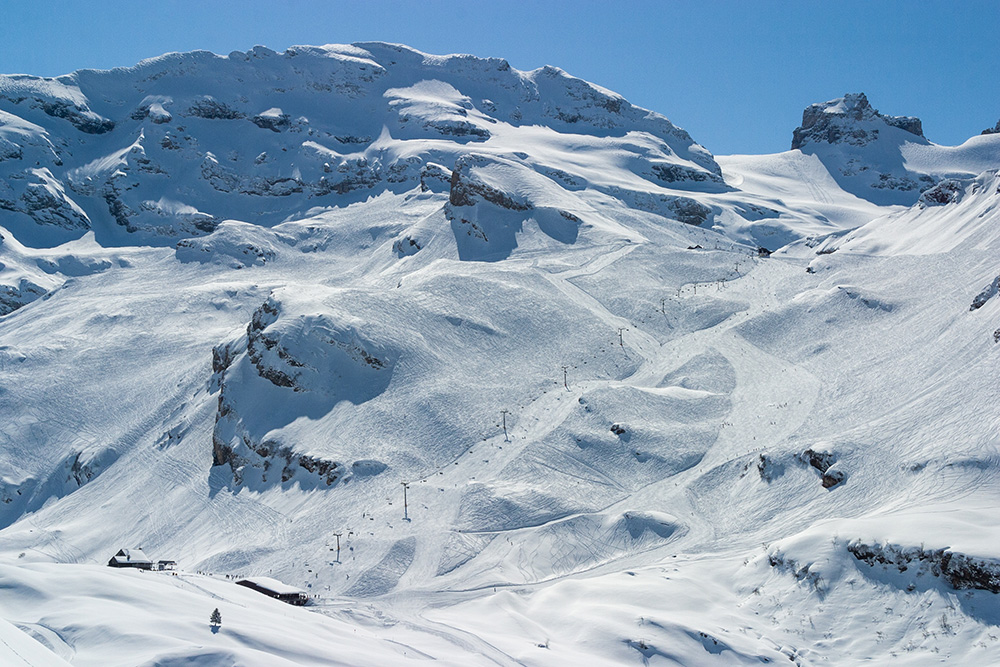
<box><xmin>0</xmin><ymin>42</ymin><xmax>724</xmax><ymax>246</ymax></box>
<box><xmin>791</xmin><ymin>93</ymin><xmax>924</xmax><ymax>150</ymax></box>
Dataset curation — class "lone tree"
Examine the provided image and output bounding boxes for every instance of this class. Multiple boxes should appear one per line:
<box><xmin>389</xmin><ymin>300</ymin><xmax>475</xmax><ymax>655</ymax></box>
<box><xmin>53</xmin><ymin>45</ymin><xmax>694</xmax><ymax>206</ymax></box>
<box><xmin>210</xmin><ymin>608</ymin><xmax>222</xmax><ymax>628</ymax></box>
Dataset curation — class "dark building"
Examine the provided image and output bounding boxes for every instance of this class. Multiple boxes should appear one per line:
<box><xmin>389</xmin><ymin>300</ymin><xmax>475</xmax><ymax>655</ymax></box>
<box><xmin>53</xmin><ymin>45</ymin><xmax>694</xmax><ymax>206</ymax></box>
<box><xmin>236</xmin><ymin>576</ymin><xmax>308</xmax><ymax>605</ymax></box>
<box><xmin>108</xmin><ymin>548</ymin><xmax>154</xmax><ymax>570</ymax></box>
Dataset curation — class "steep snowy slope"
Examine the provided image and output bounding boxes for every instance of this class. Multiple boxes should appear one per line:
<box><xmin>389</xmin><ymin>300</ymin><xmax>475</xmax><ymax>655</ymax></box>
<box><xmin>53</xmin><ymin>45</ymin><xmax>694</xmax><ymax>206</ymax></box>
<box><xmin>1</xmin><ymin>45</ymin><xmax>1000</xmax><ymax>666</ymax></box>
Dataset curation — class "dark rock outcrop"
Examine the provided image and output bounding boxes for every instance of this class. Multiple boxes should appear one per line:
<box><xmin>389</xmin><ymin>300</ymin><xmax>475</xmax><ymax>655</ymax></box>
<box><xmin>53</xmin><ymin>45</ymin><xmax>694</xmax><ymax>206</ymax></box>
<box><xmin>792</xmin><ymin>93</ymin><xmax>923</xmax><ymax>151</ymax></box>
<box><xmin>38</xmin><ymin>100</ymin><xmax>115</xmax><ymax>134</ymax></box>
<box><xmin>131</xmin><ymin>104</ymin><xmax>172</xmax><ymax>124</ymax></box>
<box><xmin>798</xmin><ymin>447</ymin><xmax>845</xmax><ymax>488</ymax></box>
<box><xmin>251</xmin><ymin>110</ymin><xmax>290</xmax><ymax>132</ymax></box>
<box><xmin>187</xmin><ymin>98</ymin><xmax>244</xmax><ymax>120</ymax></box>
<box><xmin>422</xmin><ymin>119</ymin><xmax>490</xmax><ymax>140</ymax></box>
<box><xmin>970</xmin><ymin>276</ymin><xmax>1000</xmax><ymax>311</ymax></box>
<box><xmin>418</xmin><ymin>163</ymin><xmax>451</xmax><ymax>192</ymax></box>
<box><xmin>0</xmin><ymin>168</ymin><xmax>91</xmax><ymax>230</ymax></box>
<box><xmin>392</xmin><ymin>235</ymin><xmax>422</xmax><ymax>257</ymax></box>
<box><xmin>0</xmin><ymin>42</ymin><xmax>730</xmax><ymax>244</ymax></box>
<box><xmin>0</xmin><ymin>279</ymin><xmax>48</xmax><ymax>316</ymax></box>
<box><xmin>245</xmin><ymin>297</ymin><xmax>299</xmax><ymax>390</ymax></box>
<box><xmin>756</xmin><ymin>453</ymin><xmax>785</xmax><ymax>483</ymax></box>
<box><xmin>649</xmin><ymin>162</ymin><xmax>724</xmax><ymax>185</ymax></box>
<box><xmin>209</xmin><ymin>292</ymin><xmax>394</xmax><ymax>488</ymax></box>
<box><xmin>919</xmin><ymin>178</ymin><xmax>964</xmax><ymax>206</ymax></box>
<box><xmin>849</xmin><ymin>541</ymin><xmax>1000</xmax><ymax>594</ymax></box>
<box><xmin>449</xmin><ymin>156</ymin><xmax>532</xmax><ymax>211</ymax></box>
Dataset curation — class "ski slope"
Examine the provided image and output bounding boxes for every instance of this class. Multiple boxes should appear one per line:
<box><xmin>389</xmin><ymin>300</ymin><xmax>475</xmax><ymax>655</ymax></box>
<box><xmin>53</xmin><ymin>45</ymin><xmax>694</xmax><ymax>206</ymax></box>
<box><xmin>1</xmin><ymin>44</ymin><xmax>1000</xmax><ymax>665</ymax></box>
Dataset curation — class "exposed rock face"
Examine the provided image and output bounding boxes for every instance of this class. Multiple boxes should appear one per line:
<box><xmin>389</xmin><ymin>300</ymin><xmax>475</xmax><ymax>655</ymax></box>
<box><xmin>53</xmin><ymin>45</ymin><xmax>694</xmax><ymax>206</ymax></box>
<box><xmin>969</xmin><ymin>275</ymin><xmax>1000</xmax><ymax>311</ymax></box>
<box><xmin>131</xmin><ymin>101</ymin><xmax>172</xmax><ymax>124</ymax></box>
<box><xmin>251</xmin><ymin>109</ymin><xmax>290</xmax><ymax>132</ymax></box>
<box><xmin>0</xmin><ymin>167</ymin><xmax>90</xmax><ymax>230</ymax></box>
<box><xmin>187</xmin><ymin>97</ymin><xmax>245</xmax><ymax>120</ymax></box>
<box><xmin>418</xmin><ymin>163</ymin><xmax>451</xmax><ymax>192</ymax></box>
<box><xmin>755</xmin><ymin>453</ymin><xmax>785</xmax><ymax>483</ymax></box>
<box><xmin>919</xmin><ymin>178</ymin><xmax>965</xmax><ymax>206</ymax></box>
<box><xmin>792</xmin><ymin>93</ymin><xmax>923</xmax><ymax>151</ymax></box>
<box><xmin>245</xmin><ymin>297</ymin><xmax>299</xmax><ymax>390</ymax></box>
<box><xmin>210</xmin><ymin>321</ymin><xmax>350</xmax><ymax>485</ymax></box>
<box><xmin>318</xmin><ymin>158</ymin><xmax>380</xmax><ymax>195</ymax></box>
<box><xmin>848</xmin><ymin>541</ymin><xmax>1000</xmax><ymax>594</ymax></box>
<box><xmin>648</xmin><ymin>162</ymin><xmax>724</xmax><ymax>186</ymax></box>
<box><xmin>798</xmin><ymin>447</ymin><xmax>846</xmax><ymax>488</ymax></box>
<box><xmin>37</xmin><ymin>99</ymin><xmax>115</xmax><ymax>134</ymax></box>
<box><xmin>210</xmin><ymin>290</ymin><xmax>395</xmax><ymax>487</ymax></box>
<box><xmin>787</xmin><ymin>93</ymin><xmax>944</xmax><ymax>205</ymax></box>
<box><xmin>444</xmin><ymin>154</ymin><xmax>536</xmax><ymax>259</ymax></box>
<box><xmin>448</xmin><ymin>155</ymin><xmax>532</xmax><ymax>211</ymax></box>
<box><xmin>982</xmin><ymin>119</ymin><xmax>1000</xmax><ymax>135</ymax></box>
<box><xmin>392</xmin><ymin>235</ymin><xmax>421</xmax><ymax>257</ymax></box>
<box><xmin>0</xmin><ymin>278</ymin><xmax>47</xmax><ymax>316</ymax></box>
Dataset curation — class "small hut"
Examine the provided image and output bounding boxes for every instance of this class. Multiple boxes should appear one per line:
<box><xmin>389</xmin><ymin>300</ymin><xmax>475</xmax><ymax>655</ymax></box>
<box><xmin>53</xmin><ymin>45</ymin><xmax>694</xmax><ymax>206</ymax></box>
<box><xmin>107</xmin><ymin>548</ymin><xmax>154</xmax><ymax>570</ymax></box>
<box><xmin>236</xmin><ymin>576</ymin><xmax>308</xmax><ymax>605</ymax></box>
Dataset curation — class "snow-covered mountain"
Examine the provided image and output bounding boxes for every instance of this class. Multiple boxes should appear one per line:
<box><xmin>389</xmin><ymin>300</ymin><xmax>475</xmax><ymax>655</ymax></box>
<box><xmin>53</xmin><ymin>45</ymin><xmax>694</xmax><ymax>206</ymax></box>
<box><xmin>782</xmin><ymin>92</ymin><xmax>1000</xmax><ymax>206</ymax></box>
<box><xmin>0</xmin><ymin>42</ymin><xmax>722</xmax><ymax>244</ymax></box>
<box><xmin>2</xmin><ymin>43</ymin><xmax>1000</xmax><ymax>666</ymax></box>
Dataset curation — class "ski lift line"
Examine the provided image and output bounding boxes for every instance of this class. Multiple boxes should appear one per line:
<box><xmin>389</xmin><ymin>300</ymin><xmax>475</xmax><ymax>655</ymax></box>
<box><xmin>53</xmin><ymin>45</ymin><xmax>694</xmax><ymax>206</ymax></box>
<box><xmin>385</xmin><ymin>257</ymin><xmax>783</xmax><ymax>499</ymax></box>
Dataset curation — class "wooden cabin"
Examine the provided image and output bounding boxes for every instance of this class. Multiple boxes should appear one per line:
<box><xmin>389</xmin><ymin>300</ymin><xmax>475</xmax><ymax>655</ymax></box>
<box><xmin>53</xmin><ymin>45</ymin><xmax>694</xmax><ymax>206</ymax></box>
<box><xmin>107</xmin><ymin>548</ymin><xmax>154</xmax><ymax>570</ymax></box>
<box><xmin>236</xmin><ymin>576</ymin><xmax>308</xmax><ymax>605</ymax></box>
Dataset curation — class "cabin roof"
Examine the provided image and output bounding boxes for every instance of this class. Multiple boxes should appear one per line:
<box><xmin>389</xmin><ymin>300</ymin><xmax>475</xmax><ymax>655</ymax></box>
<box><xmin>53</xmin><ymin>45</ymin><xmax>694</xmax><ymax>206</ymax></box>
<box><xmin>111</xmin><ymin>548</ymin><xmax>152</xmax><ymax>564</ymax></box>
<box><xmin>237</xmin><ymin>576</ymin><xmax>305</xmax><ymax>596</ymax></box>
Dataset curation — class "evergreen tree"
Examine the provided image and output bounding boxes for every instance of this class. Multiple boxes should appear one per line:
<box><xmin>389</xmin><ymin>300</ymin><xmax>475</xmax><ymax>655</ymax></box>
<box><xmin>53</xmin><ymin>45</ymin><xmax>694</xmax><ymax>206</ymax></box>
<box><xmin>210</xmin><ymin>608</ymin><xmax>222</xmax><ymax>627</ymax></box>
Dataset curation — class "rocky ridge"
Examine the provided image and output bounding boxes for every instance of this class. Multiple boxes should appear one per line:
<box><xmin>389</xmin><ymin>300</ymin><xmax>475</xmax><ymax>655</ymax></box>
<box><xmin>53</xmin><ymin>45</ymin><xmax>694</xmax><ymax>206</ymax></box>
<box><xmin>791</xmin><ymin>92</ymin><xmax>924</xmax><ymax>151</ymax></box>
<box><xmin>0</xmin><ymin>43</ymin><xmax>721</xmax><ymax>243</ymax></box>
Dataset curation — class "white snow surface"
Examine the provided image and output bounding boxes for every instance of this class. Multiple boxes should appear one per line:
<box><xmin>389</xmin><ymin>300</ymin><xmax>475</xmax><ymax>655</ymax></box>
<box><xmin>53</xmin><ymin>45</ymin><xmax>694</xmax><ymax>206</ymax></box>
<box><xmin>1</xmin><ymin>44</ymin><xmax>1000</xmax><ymax>665</ymax></box>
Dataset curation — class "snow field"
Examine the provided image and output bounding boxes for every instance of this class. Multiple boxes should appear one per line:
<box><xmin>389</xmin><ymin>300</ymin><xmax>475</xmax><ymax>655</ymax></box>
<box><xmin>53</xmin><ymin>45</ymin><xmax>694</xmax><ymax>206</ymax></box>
<box><xmin>1</xmin><ymin>44</ymin><xmax>1000</xmax><ymax>664</ymax></box>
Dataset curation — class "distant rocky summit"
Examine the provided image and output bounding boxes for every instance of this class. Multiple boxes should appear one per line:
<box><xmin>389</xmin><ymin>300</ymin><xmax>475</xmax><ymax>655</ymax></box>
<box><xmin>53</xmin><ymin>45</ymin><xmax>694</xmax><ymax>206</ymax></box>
<box><xmin>787</xmin><ymin>93</ymin><xmax>940</xmax><ymax>205</ymax></box>
<box><xmin>982</xmin><ymin>119</ymin><xmax>1000</xmax><ymax>135</ymax></box>
<box><xmin>791</xmin><ymin>92</ymin><xmax>923</xmax><ymax>151</ymax></box>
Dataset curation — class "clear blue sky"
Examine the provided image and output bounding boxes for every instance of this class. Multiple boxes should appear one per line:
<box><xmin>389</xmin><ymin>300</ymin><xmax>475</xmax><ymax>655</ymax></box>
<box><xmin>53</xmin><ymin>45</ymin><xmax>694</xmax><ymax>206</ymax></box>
<box><xmin>2</xmin><ymin>0</ymin><xmax>997</xmax><ymax>155</ymax></box>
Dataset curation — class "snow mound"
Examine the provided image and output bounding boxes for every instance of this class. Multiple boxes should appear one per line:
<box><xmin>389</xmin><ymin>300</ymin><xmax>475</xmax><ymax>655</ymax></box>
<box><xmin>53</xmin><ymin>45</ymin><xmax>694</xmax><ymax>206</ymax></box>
<box><xmin>176</xmin><ymin>220</ymin><xmax>285</xmax><ymax>268</ymax></box>
<box><xmin>0</xmin><ymin>562</ymin><xmax>437</xmax><ymax>666</ymax></box>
